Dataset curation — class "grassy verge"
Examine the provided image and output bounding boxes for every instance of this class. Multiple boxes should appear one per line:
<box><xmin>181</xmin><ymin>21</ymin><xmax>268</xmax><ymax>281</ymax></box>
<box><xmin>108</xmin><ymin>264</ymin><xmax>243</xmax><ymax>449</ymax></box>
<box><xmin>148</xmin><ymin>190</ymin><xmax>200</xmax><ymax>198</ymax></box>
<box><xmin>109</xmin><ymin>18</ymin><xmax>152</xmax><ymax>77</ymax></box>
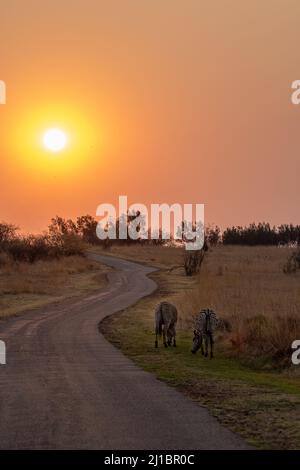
<box><xmin>0</xmin><ymin>255</ymin><xmax>111</xmax><ymax>318</ymax></box>
<box><xmin>100</xmin><ymin>256</ymin><xmax>300</xmax><ymax>450</ymax></box>
<box><xmin>88</xmin><ymin>244</ymin><xmax>185</xmax><ymax>269</ymax></box>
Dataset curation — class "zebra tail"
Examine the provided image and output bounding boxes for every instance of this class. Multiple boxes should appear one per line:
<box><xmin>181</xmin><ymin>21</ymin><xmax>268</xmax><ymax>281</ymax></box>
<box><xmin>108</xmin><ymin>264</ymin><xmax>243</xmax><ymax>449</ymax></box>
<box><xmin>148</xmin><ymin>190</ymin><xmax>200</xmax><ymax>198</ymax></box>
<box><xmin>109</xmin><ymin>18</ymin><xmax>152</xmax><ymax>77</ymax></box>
<box><xmin>155</xmin><ymin>310</ymin><xmax>163</xmax><ymax>336</ymax></box>
<box><xmin>155</xmin><ymin>321</ymin><xmax>162</xmax><ymax>336</ymax></box>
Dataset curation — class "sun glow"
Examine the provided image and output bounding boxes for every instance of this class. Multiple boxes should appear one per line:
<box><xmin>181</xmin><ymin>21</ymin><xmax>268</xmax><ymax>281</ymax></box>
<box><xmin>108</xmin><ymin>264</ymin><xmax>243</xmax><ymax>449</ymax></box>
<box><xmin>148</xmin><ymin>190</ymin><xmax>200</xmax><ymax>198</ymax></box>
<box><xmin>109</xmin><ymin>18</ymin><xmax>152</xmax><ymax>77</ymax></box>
<box><xmin>43</xmin><ymin>128</ymin><xmax>67</xmax><ymax>152</ymax></box>
<box><xmin>11</xmin><ymin>102</ymin><xmax>107</xmax><ymax>179</ymax></box>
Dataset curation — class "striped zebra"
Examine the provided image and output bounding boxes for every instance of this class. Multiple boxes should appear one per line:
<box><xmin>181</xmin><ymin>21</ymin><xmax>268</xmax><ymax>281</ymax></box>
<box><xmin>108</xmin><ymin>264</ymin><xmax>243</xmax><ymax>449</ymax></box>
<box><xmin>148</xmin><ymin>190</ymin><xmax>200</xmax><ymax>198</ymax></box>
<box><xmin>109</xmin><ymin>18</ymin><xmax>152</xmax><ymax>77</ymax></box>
<box><xmin>191</xmin><ymin>308</ymin><xmax>218</xmax><ymax>358</ymax></box>
<box><xmin>155</xmin><ymin>301</ymin><xmax>178</xmax><ymax>348</ymax></box>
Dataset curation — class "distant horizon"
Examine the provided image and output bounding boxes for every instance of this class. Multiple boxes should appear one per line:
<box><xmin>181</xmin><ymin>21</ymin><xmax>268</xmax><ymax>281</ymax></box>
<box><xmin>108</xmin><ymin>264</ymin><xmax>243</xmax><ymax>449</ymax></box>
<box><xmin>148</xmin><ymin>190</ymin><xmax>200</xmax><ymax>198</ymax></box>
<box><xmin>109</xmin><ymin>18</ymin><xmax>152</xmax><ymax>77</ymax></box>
<box><xmin>1</xmin><ymin>1</ymin><xmax>300</xmax><ymax>233</ymax></box>
<box><xmin>2</xmin><ymin>213</ymin><xmax>299</xmax><ymax>236</ymax></box>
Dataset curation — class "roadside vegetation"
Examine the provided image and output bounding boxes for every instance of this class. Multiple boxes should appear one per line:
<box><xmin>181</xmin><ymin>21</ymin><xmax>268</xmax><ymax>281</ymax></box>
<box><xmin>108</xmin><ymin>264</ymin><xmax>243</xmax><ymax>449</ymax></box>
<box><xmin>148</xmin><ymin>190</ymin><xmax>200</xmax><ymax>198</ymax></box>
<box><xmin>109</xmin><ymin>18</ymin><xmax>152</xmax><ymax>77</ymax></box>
<box><xmin>1</xmin><ymin>214</ymin><xmax>300</xmax><ymax>446</ymax></box>
<box><xmin>179</xmin><ymin>245</ymin><xmax>300</xmax><ymax>368</ymax></box>
<box><xmin>100</xmin><ymin>244</ymin><xmax>300</xmax><ymax>449</ymax></box>
<box><xmin>0</xmin><ymin>218</ymin><xmax>111</xmax><ymax>318</ymax></box>
<box><xmin>0</xmin><ymin>255</ymin><xmax>111</xmax><ymax>318</ymax></box>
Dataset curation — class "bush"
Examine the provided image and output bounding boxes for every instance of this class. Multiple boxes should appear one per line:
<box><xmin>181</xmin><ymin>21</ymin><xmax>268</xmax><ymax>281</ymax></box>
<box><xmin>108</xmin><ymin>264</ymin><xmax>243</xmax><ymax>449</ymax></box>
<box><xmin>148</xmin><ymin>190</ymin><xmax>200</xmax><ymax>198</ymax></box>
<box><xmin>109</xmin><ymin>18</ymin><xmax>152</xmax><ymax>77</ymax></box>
<box><xmin>59</xmin><ymin>233</ymin><xmax>85</xmax><ymax>257</ymax></box>
<box><xmin>205</xmin><ymin>225</ymin><xmax>221</xmax><ymax>246</ymax></box>
<box><xmin>183</xmin><ymin>249</ymin><xmax>205</xmax><ymax>276</ymax></box>
<box><xmin>0</xmin><ymin>219</ymin><xmax>85</xmax><ymax>264</ymax></box>
<box><xmin>0</xmin><ymin>223</ymin><xmax>18</xmax><ymax>244</ymax></box>
<box><xmin>7</xmin><ymin>235</ymin><xmax>56</xmax><ymax>263</ymax></box>
<box><xmin>283</xmin><ymin>249</ymin><xmax>300</xmax><ymax>274</ymax></box>
<box><xmin>0</xmin><ymin>250</ymin><xmax>11</xmax><ymax>267</ymax></box>
<box><xmin>222</xmin><ymin>222</ymin><xmax>300</xmax><ymax>246</ymax></box>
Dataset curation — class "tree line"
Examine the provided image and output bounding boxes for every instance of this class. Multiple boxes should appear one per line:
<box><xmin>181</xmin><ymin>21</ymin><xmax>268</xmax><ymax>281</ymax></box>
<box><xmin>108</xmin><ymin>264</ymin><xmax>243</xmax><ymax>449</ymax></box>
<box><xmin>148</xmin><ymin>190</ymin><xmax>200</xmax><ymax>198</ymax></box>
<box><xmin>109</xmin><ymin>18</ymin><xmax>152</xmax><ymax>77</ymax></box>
<box><xmin>0</xmin><ymin>217</ymin><xmax>299</xmax><ymax>265</ymax></box>
<box><xmin>0</xmin><ymin>213</ymin><xmax>165</xmax><ymax>264</ymax></box>
<box><xmin>221</xmin><ymin>223</ymin><xmax>300</xmax><ymax>246</ymax></box>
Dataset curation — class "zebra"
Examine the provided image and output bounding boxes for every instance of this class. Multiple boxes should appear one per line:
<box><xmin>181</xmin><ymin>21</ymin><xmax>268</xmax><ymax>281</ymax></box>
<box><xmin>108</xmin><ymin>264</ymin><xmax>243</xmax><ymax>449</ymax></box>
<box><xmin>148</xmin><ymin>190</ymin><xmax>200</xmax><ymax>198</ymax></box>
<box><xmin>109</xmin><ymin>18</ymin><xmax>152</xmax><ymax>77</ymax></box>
<box><xmin>155</xmin><ymin>301</ymin><xmax>178</xmax><ymax>348</ymax></box>
<box><xmin>191</xmin><ymin>308</ymin><xmax>218</xmax><ymax>358</ymax></box>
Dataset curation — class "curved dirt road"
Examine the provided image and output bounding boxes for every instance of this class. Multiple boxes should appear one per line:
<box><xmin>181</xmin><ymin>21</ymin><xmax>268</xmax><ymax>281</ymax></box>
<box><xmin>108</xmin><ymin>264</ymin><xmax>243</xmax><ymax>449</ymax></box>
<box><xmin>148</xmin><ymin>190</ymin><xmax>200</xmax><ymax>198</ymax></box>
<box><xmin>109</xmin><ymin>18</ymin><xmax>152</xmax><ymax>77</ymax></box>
<box><xmin>0</xmin><ymin>254</ymin><xmax>249</xmax><ymax>449</ymax></box>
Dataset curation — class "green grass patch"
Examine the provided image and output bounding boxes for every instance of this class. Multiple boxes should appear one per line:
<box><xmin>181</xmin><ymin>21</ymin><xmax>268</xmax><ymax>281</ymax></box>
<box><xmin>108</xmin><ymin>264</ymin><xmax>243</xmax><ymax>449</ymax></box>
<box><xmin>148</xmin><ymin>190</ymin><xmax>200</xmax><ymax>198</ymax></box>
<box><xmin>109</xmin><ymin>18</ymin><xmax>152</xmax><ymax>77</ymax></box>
<box><xmin>100</xmin><ymin>272</ymin><xmax>300</xmax><ymax>450</ymax></box>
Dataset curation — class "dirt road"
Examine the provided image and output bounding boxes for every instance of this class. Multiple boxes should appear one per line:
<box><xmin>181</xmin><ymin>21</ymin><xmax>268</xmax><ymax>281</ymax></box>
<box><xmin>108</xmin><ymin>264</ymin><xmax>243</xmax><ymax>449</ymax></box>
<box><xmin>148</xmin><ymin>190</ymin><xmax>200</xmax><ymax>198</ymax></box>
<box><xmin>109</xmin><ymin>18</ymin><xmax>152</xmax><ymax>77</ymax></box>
<box><xmin>0</xmin><ymin>254</ymin><xmax>249</xmax><ymax>449</ymax></box>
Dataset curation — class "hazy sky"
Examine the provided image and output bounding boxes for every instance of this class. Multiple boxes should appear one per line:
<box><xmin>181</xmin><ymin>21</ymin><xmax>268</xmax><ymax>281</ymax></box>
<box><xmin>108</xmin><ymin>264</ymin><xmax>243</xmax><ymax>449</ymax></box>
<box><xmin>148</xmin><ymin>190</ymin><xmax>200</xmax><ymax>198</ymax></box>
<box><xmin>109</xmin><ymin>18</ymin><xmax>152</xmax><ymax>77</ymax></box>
<box><xmin>1</xmin><ymin>0</ymin><xmax>299</xmax><ymax>232</ymax></box>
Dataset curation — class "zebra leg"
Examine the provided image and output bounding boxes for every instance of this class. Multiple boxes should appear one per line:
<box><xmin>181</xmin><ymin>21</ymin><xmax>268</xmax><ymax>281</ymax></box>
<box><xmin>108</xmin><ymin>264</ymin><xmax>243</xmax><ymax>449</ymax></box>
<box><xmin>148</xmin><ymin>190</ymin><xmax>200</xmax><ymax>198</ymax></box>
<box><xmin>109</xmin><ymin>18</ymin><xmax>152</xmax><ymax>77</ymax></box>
<box><xmin>204</xmin><ymin>335</ymin><xmax>208</xmax><ymax>357</ymax></box>
<box><xmin>166</xmin><ymin>322</ymin><xmax>172</xmax><ymax>346</ymax></box>
<box><xmin>155</xmin><ymin>311</ymin><xmax>161</xmax><ymax>348</ymax></box>
<box><xmin>210</xmin><ymin>334</ymin><xmax>214</xmax><ymax>358</ymax></box>
<box><xmin>168</xmin><ymin>325</ymin><xmax>175</xmax><ymax>346</ymax></box>
<box><xmin>200</xmin><ymin>334</ymin><xmax>204</xmax><ymax>355</ymax></box>
<box><xmin>163</xmin><ymin>325</ymin><xmax>168</xmax><ymax>347</ymax></box>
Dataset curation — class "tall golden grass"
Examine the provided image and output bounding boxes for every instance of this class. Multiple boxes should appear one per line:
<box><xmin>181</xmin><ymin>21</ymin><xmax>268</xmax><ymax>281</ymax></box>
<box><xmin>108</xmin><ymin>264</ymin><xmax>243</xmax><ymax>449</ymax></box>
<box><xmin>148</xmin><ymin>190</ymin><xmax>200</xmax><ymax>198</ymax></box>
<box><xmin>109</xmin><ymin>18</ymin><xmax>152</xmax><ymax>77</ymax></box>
<box><xmin>0</xmin><ymin>255</ymin><xmax>109</xmax><ymax>317</ymax></box>
<box><xmin>0</xmin><ymin>255</ymin><xmax>97</xmax><ymax>295</ymax></box>
<box><xmin>178</xmin><ymin>246</ymin><xmax>300</xmax><ymax>366</ymax></box>
<box><xmin>91</xmin><ymin>244</ymin><xmax>185</xmax><ymax>268</ymax></box>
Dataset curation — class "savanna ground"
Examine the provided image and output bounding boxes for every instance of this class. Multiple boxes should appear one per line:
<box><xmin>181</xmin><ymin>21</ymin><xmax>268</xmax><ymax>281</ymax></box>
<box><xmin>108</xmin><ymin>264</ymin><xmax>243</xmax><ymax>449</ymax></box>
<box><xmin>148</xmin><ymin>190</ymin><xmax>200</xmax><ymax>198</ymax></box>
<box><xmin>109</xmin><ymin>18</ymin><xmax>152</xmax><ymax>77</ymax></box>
<box><xmin>98</xmin><ymin>244</ymin><xmax>300</xmax><ymax>449</ymax></box>
<box><xmin>0</xmin><ymin>253</ymin><xmax>111</xmax><ymax>318</ymax></box>
<box><xmin>1</xmin><ymin>240</ymin><xmax>300</xmax><ymax>448</ymax></box>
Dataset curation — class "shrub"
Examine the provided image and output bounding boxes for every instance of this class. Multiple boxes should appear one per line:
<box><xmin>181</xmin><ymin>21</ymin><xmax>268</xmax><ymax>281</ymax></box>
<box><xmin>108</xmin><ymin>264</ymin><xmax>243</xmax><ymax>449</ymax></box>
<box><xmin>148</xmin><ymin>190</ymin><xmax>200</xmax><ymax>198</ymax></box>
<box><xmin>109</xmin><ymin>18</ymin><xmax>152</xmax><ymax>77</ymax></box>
<box><xmin>178</xmin><ymin>245</ymin><xmax>300</xmax><ymax>368</ymax></box>
<box><xmin>283</xmin><ymin>249</ymin><xmax>300</xmax><ymax>274</ymax></box>
<box><xmin>0</xmin><ymin>250</ymin><xmax>10</xmax><ymax>267</ymax></box>
<box><xmin>222</xmin><ymin>222</ymin><xmax>300</xmax><ymax>246</ymax></box>
<box><xmin>183</xmin><ymin>249</ymin><xmax>205</xmax><ymax>276</ymax></box>
<box><xmin>0</xmin><ymin>223</ymin><xmax>18</xmax><ymax>244</ymax></box>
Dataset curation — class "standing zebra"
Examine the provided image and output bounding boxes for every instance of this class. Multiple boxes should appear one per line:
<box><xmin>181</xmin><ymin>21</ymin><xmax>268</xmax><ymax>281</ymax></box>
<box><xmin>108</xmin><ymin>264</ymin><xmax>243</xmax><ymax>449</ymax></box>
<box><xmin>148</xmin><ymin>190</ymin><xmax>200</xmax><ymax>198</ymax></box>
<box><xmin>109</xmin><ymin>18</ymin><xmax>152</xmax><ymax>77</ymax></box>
<box><xmin>155</xmin><ymin>301</ymin><xmax>178</xmax><ymax>348</ymax></box>
<box><xmin>191</xmin><ymin>308</ymin><xmax>218</xmax><ymax>358</ymax></box>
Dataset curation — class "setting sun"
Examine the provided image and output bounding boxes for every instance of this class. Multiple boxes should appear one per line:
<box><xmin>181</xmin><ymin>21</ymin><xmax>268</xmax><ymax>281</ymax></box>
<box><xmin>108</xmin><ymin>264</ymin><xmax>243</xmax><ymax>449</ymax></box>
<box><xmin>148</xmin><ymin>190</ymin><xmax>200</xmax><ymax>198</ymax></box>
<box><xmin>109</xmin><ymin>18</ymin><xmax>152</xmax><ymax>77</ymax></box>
<box><xmin>43</xmin><ymin>128</ymin><xmax>67</xmax><ymax>152</ymax></box>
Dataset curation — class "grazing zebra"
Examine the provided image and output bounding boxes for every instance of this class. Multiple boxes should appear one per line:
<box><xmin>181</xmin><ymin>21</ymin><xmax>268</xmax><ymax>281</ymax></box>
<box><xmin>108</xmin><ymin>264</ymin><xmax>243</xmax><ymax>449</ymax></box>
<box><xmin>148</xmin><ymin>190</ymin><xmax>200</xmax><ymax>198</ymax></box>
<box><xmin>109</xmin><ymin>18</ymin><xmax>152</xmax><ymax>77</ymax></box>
<box><xmin>155</xmin><ymin>301</ymin><xmax>178</xmax><ymax>348</ymax></box>
<box><xmin>191</xmin><ymin>308</ymin><xmax>218</xmax><ymax>358</ymax></box>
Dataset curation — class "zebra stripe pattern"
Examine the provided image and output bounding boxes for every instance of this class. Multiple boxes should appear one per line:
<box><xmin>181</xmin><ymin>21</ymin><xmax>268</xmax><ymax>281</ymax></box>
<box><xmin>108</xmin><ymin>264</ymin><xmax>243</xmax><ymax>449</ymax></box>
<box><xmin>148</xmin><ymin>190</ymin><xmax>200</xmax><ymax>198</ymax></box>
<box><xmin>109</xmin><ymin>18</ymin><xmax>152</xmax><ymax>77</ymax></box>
<box><xmin>195</xmin><ymin>308</ymin><xmax>218</xmax><ymax>335</ymax></box>
<box><xmin>192</xmin><ymin>308</ymin><xmax>218</xmax><ymax>358</ymax></box>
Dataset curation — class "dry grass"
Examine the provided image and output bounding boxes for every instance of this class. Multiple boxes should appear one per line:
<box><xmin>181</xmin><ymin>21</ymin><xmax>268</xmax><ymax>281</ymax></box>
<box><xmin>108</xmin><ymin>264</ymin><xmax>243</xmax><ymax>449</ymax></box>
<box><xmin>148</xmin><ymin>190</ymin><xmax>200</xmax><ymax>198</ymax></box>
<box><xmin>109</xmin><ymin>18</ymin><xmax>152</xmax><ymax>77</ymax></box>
<box><xmin>0</xmin><ymin>255</ymin><xmax>111</xmax><ymax>318</ymax></box>
<box><xmin>90</xmin><ymin>244</ymin><xmax>185</xmax><ymax>269</ymax></box>
<box><xmin>177</xmin><ymin>245</ymin><xmax>300</xmax><ymax>366</ymax></box>
<box><xmin>100</xmin><ymin>244</ymin><xmax>300</xmax><ymax>448</ymax></box>
<box><xmin>95</xmin><ymin>244</ymin><xmax>300</xmax><ymax>365</ymax></box>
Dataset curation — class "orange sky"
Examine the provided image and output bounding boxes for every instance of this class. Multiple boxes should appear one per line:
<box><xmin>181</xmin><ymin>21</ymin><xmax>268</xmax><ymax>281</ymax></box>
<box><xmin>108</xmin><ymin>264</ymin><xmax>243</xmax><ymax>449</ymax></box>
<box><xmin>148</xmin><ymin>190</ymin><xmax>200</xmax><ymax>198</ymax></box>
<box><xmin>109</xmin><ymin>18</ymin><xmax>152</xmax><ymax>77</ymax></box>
<box><xmin>1</xmin><ymin>0</ymin><xmax>300</xmax><ymax>232</ymax></box>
